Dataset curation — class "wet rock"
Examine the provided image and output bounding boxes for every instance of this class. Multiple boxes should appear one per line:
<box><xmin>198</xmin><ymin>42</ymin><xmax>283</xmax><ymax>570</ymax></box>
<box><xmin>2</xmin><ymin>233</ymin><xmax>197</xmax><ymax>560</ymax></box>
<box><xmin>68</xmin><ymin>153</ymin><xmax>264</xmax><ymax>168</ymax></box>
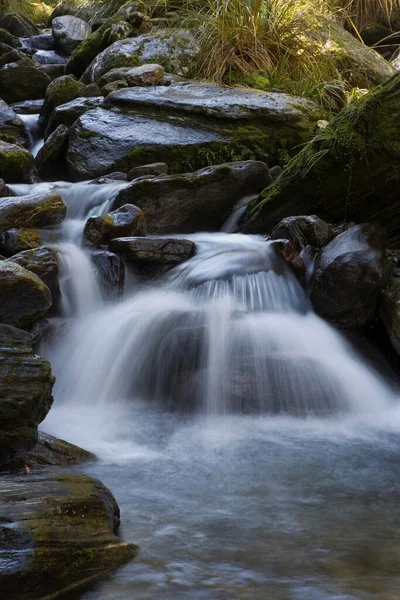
<box><xmin>35</xmin><ymin>125</ymin><xmax>69</xmax><ymax>179</ymax></box>
<box><xmin>0</xmin><ymin>27</ymin><xmax>21</xmax><ymax>48</ymax></box>
<box><xmin>32</xmin><ymin>49</ymin><xmax>67</xmax><ymax>66</ymax></box>
<box><xmin>7</xmin><ymin>247</ymin><xmax>60</xmax><ymax>305</ymax></box>
<box><xmin>0</xmin><ymin>142</ymin><xmax>38</xmax><ymax>183</ymax></box>
<box><xmin>243</xmin><ymin>74</ymin><xmax>400</xmax><ymax>246</ymax></box>
<box><xmin>98</xmin><ymin>63</ymin><xmax>165</xmax><ymax>91</ymax></box>
<box><xmin>20</xmin><ymin>34</ymin><xmax>55</xmax><ymax>51</ymax></box>
<box><xmin>0</xmin><ymin>261</ymin><xmax>52</xmax><ymax>329</ymax></box>
<box><xmin>310</xmin><ymin>224</ymin><xmax>390</xmax><ymax>328</ymax></box>
<box><xmin>24</xmin><ymin>432</ymin><xmax>95</xmax><ymax>467</ymax></box>
<box><xmin>11</xmin><ymin>99</ymin><xmax>43</xmax><ymax>114</ymax></box>
<box><xmin>0</xmin><ymin>192</ymin><xmax>66</xmax><ymax>231</ymax></box>
<box><xmin>52</xmin><ymin>15</ymin><xmax>92</xmax><ymax>55</ymax></box>
<box><xmin>128</xmin><ymin>162</ymin><xmax>168</xmax><ymax>180</ymax></box>
<box><xmin>109</xmin><ymin>236</ymin><xmax>196</xmax><ymax>265</ymax></box>
<box><xmin>0</xmin><ymin>64</ymin><xmax>50</xmax><ymax>104</ymax></box>
<box><xmin>0</xmin><ymin>98</ymin><xmax>29</xmax><ymax>147</ymax></box>
<box><xmin>0</xmin><ymin>470</ymin><xmax>137</xmax><ymax>599</ymax></box>
<box><xmin>274</xmin><ymin>240</ymin><xmax>306</xmax><ymax>276</ymax></box>
<box><xmin>0</xmin><ymin>229</ymin><xmax>43</xmax><ymax>256</ymax></box>
<box><xmin>112</xmin><ymin>162</ymin><xmax>271</xmax><ymax>234</ymax></box>
<box><xmin>0</xmin><ymin>325</ymin><xmax>53</xmax><ymax>463</ymax></box>
<box><xmin>92</xmin><ymin>250</ymin><xmax>125</xmax><ymax>299</ymax></box>
<box><xmin>81</xmin><ymin>29</ymin><xmax>198</xmax><ymax>83</ymax></box>
<box><xmin>39</xmin><ymin>74</ymin><xmax>85</xmax><ymax>132</ymax></box>
<box><xmin>46</xmin><ymin>96</ymin><xmax>103</xmax><ymax>137</ymax></box>
<box><xmin>0</xmin><ymin>12</ymin><xmax>39</xmax><ymax>37</ymax></box>
<box><xmin>271</xmin><ymin>215</ymin><xmax>333</xmax><ymax>251</ymax></box>
<box><xmin>84</xmin><ymin>204</ymin><xmax>146</xmax><ymax>246</ymax></box>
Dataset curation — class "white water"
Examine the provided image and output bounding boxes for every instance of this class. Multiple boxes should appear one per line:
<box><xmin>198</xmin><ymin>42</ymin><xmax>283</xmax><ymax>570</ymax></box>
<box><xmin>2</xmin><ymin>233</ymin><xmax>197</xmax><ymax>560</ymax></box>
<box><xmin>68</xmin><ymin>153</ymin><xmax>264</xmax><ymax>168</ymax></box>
<box><xmin>19</xmin><ymin>114</ymin><xmax>44</xmax><ymax>157</ymax></box>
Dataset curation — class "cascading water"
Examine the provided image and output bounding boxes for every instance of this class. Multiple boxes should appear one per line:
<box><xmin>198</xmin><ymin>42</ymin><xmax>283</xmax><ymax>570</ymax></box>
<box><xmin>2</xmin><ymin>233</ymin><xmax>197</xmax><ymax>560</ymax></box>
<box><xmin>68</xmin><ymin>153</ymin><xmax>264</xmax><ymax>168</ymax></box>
<box><xmin>19</xmin><ymin>114</ymin><xmax>44</xmax><ymax>157</ymax></box>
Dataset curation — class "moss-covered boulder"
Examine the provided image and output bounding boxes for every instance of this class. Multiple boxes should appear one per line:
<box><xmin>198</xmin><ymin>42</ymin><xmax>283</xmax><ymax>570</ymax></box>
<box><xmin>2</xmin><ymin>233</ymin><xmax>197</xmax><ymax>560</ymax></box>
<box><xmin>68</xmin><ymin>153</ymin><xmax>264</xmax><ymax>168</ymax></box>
<box><xmin>0</xmin><ymin>229</ymin><xmax>43</xmax><ymax>256</ymax></box>
<box><xmin>0</xmin><ymin>64</ymin><xmax>51</xmax><ymax>104</ymax></box>
<box><xmin>0</xmin><ymin>470</ymin><xmax>137</xmax><ymax>599</ymax></box>
<box><xmin>0</xmin><ymin>98</ymin><xmax>29</xmax><ymax>147</ymax></box>
<box><xmin>112</xmin><ymin>161</ymin><xmax>272</xmax><ymax>234</ymax></box>
<box><xmin>0</xmin><ymin>12</ymin><xmax>39</xmax><ymax>37</ymax></box>
<box><xmin>7</xmin><ymin>247</ymin><xmax>60</xmax><ymax>305</ymax></box>
<box><xmin>81</xmin><ymin>29</ymin><xmax>198</xmax><ymax>83</ymax></box>
<box><xmin>39</xmin><ymin>74</ymin><xmax>85</xmax><ymax>132</ymax></box>
<box><xmin>243</xmin><ymin>74</ymin><xmax>400</xmax><ymax>247</ymax></box>
<box><xmin>0</xmin><ymin>261</ymin><xmax>52</xmax><ymax>329</ymax></box>
<box><xmin>35</xmin><ymin>124</ymin><xmax>69</xmax><ymax>178</ymax></box>
<box><xmin>0</xmin><ymin>142</ymin><xmax>38</xmax><ymax>183</ymax></box>
<box><xmin>84</xmin><ymin>204</ymin><xmax>146</xmax><ymax>246</ymax></box>
<box><xmin>0</xmin><ymin>325</ymin><xmax>53</xmax><ymax>463</ymax></box>
<box><xmin>0</xmin><ymin>192</ymin><xmax>66</xmax><ymax>232</ymax></box>
<box><xmin>0</xmin><ymin>27</ymin><xmax>21</xmax><ymax>48</ymax></box>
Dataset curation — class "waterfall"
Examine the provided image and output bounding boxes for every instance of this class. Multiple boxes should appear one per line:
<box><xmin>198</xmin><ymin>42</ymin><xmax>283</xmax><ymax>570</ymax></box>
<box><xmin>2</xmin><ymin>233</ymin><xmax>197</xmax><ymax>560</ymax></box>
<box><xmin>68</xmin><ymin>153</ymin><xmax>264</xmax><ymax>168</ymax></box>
<box><xmin>19</xmin><ymin>114</ymin><xmax>44</xmax><ymax>157</ymax></box>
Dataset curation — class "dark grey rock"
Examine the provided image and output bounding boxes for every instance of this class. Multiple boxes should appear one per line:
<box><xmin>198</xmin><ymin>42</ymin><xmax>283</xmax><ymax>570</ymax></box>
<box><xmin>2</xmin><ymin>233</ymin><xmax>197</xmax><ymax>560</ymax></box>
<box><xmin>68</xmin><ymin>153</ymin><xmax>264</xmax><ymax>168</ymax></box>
<box><xmin>0</xmin><ymin>64</ymin><xmax>50</xmax><ymax>103</ymax></box>
<box><xmin>24</xmin><ymin>432</ymin><xmax>95</xmax><ymax>467</ymax></box>
<box><xmin>380</xmin><ymin>277</ymin><xmax>400</xmax><ymax>357</ymax></box>
<box><xmin>46</xmin><ymin>96</ymin><xmax>103</xmax><ymax>137</ymax></box>
<box><xmin>11</xmin><ymin>99</ymin><xmax>44</xmax><ymax>114</ymax></box>
<box><xmin>37</xmin><ymin>63</ymin><xmax>66</xmax><ymax>81</ymax></box>
<box><xmin>0</xmin><ymin>142</ymin><xmax>38</xmax><ymax>184</ymax></box>
<box><xmin>109</xmin><ymin>236</ymin><xmax>196</xmax><ymax>264</ymax></box>
<box><xmin>270</xmin><ymin>215</ymin><xmax>333</xmax><ymax>251</ymax></box>
<box><xmin>35</xmin><ymin>125</ymin><xmax>69</xmax><ymax>178</ymax></box>
<box><xmin>20</xmin><ymin>34</ymin><xmax>55</xmax><ymax>51</ymax></box>
<box><xmin>84</xmin><ymin>204</ymin><xmax>146</xmax><ymax>246</ymax></box>
<box><xmin>0</xmin><ymin>229</ymin><xmax>43</xmax><ymax>256</ymax></box>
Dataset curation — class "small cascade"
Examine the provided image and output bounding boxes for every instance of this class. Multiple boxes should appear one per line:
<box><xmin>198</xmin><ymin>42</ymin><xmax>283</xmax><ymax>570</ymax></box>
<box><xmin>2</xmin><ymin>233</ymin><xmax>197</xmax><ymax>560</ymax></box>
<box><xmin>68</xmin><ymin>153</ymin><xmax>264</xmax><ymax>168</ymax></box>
<box><xmin>19</xmin><ymin>114</ymin><xmax>44</xmax><ymax>157</ymax></box>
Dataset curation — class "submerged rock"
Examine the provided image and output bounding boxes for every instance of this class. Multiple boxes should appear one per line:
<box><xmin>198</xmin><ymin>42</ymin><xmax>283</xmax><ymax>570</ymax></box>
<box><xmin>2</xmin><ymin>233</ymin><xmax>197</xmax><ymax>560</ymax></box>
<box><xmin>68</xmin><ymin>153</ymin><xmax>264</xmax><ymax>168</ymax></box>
<box><xmin>271</xmin><ymin>215</ymin><xmax>333</xmax><ymax>251</ymax></box>
<box><xmin>310</xmin><ymin>224</ymin><xmax>390</xmax><ymax>328</ymax></box>
<box><xmin>110</xmin><ymin>236</ymin><xmax>196</xmax><ymax>264</ymax></box>
<box><xmin>112</xmin><ymin>161</ymin><xmax>271</xmax><ymax>234</ymax></box>
<box><xmin>0</xmin><ymin>192</ymin><xmax>66</xmax><ymax>231</ymax></box>
<box><xmin>0</xmin><ymin>470</ymin><xmax>137</xmax><ymax>599</ymax></box>
<box><xmin>0</xmin><ymin>261</ymin><xmax>52</xmax><ymax>329</ymax></box>
<box><xmin>0</xmin><ymin>64</ymin><xmax>50</xmax><ymax>104</ymax></box>
<box><xmin>0</xmin><ymin>98</ymin><xmax>29</xmax><ymax>147</ymax></box>
<box><xmin>0</xmin><ymin>324</ymin><xmax>53</xmax><ymax>462</ymax></box>
<box><xmin>7</xmin><ymin>247</ymin><xmax>60</xmax><ymax>305</ymax></box>
<box><xmin>52</xmin><ymin>15</ymin><xmax>92</xmax><ymax>55</ymax></box>
<box><xmin>84</xmin><ymin>204</ymin><xmax>146</xmax><ymax>246</ymax></box>
<box><xmin>0</xmin><ymin>142</ymin><xmax>38</xmax><ymax>183</ymax></box>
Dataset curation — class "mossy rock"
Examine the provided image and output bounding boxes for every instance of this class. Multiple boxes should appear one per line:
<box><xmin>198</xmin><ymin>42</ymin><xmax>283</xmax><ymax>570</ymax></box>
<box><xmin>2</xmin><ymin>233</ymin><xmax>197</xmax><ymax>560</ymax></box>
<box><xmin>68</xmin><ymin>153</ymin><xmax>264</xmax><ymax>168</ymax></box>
<box><xmin>0</xmin><ymin>27</ymin><xmax>21</xmax><ymax>48</ymax></box>
<box><xmin>24</xmin><ymin>432</ymin><xmax>96</xmax><ymax>467</ymax></box>
<box><xmin>0</xmin><ymin>64</ymin><xmax>51</xmax><ymax>104</ymax></box>
<box><xmin>7</xmin><ymin>247</ymin><xmax>60</xmax><ymax>305</ymax></box>
<box><xmin>84</xmin><ymin>204</ymin><xmax>147</xmax><ymax>246</ymax></box>
<box><xmin>0</xmin><ymin>142</ymin><xmax>38</xmax><ymax>184</ymax></box>
<box><xmin>39</xmin><ymin>75</ymin><xmax>85</xmax><ymax>131</ymax></box>
<box><xmin>243</xmin><ymin>74</ymin><xmax>400</xmax><ymax>247</ymax></box>
<box><xmin>0</xmin><ymin>12</ymin><xmax>39</xmax><ymax>37</ymax></box>
<box><xmin>0</xmin><ymin>228</ymin><xmax>43</xmax><ymax>256</ymax></box>
<box><xmin>0</xmin><ymin>192</ymin><xmax>66</xmax><ymax>232</ymax></box>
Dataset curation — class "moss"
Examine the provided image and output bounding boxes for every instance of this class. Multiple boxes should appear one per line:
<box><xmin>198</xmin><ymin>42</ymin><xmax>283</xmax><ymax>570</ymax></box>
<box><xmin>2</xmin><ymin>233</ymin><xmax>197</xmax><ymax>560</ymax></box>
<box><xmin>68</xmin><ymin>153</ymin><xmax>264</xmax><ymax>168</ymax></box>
<box><xmin>78</xmin><ymin>130</ymin><xmax>98</xmax><ymax>140</ymax></box>
<box><xmin>46</xmin><ymin>76</ymin><xmax>84</xmax><ymax>113</ymax></box>
<box><xmin>0</xmin><ymin>146</ymin><xmax>33</xmax><ymax>182</ymax></box>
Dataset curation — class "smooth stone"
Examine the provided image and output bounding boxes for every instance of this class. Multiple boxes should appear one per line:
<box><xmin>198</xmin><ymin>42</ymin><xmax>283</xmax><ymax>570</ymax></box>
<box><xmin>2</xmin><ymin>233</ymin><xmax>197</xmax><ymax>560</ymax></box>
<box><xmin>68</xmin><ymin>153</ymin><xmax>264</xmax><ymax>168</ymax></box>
<box><xmin>112</xmin><ymin>161</ymin><xmax>272</xmax><ymax>234</ymax></box>
<box><xmin>52</xmin><ymin>15</ymin><xmax>92</xmax><ymax>55</ymax></box>
<box><xmin>127</xmin><ymin>162</ymin><xmax>168</xmax><ymax>180</ymax></box>
<box><xmin>0</xmin><ymin>98</ymin><xmax>29</xmax><ymax>146</ymax></box>
<box><xmin>7</xmin><ymin>247</ymin><xmax>60</xmax><ymax>305</ymax></box>
<box><xmin>84</xmin><ymin>204</ymin><xmax>146</xmax><ymax>246</ymax></box>
<box><xmin>109</xmin><ymin>236</ymin><xmax>196</xmax><ymax>264</ymax></box>
<box><xmin>0</xmin><ymin>142</ymin><xmax>38</xmax><ymax>184</ymax></box>
<box><xmin>270</xmin><ymin>215</ymin><xmax>333</xmax><ymax>251</ymax></box>
<box><xmin>35</xmin><ymin>125</ymin><xmax>69</xmax><ymax>178</ymax></box>
<box><xmin>0</xmin><ymin>64</ymin><xmax>50</xmax><ymax>104</ymax></box>
<box><xmin>0</xmin><ymin>192</ymin><xmax>66</xmax><ymax>232</ymax></box>
<box><xmin>0</xmin><ymin>325</ymin><xmax>53</xmax><ymax>463</ymax></box>
<box><xmin>0</xmin><ymin>177</ymin><xmax>9</xmax><ymax>196</ymax></box>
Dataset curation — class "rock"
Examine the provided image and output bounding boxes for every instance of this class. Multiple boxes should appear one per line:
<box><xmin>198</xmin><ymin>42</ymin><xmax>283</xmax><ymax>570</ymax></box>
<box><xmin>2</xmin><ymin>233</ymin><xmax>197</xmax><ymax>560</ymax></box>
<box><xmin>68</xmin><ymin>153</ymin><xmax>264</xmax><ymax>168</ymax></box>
<box><xmin>98</xmin><ymin>63</ymin><xmax>165</xmax><ymax>91</ymax></box>
<box><xmin>101</xmin><ymin>79</ymin><xmax>128</xmax><ymax>95</ymax></box>
<box><xmin>0</xmin><ymin>260</ymin><xmax>52</xmax><ymax>328</ymax></box>
<box><xmin>32</xmin><ymin>50</ymin><xmax>67</xmax><ymax>66</ymax></box>
<box><xmin>37</xmin><ymin>63</ymin><xmax>66</xmax><ymax>81</ymax></box>
<box><xmin>79</xmin><ymin>82</ymin><xmax>101</xmax><ymax>96</ymax></box>
<box><xmin>84</xmin><ymin>204</ymin><xmax>146</xmax><ymax>246</ymax></box>
<box><xmin>7</xmin><ymin>247</ymin><xmax>60</xmax><ymax>305</ymax></box>
<box><xmin>0</xmin><ymin>325</ymin><xmax>53</xmax><ymax>463</ymax></box>
<box><xmin>11</xmin><ymin>99</ymin><xmax>44</xmax><ymax>114</ymax></box>
<box><xmin>0</xmin><ymin>48</ymin><xmax>30</xmax><ymax>68</ymax></box>
<box><xmin>310</xmin><ymin>224</ymin><xmax>390</xmax><ymax>328</ymax></box>
<box><xmin>20</xmin><ymin>34</ymin><xmax>55</xmax><ymax>51</ymax></box>
<box><xmin>0</xmin><ymin>192</ymin><xmax>66</xmax><ymax>231</ymax></box>
<box><xmin>92</xmin><ymin>250</ymin><xmax>124</xmax><ymax>299</ymax></box>
<box><xmin>0</xmin><ymin>229</ymin><xmax>43</xmax><ymax>256</ymax></box>
<box><xmin>0</xmin><ymin>27</ymin><xmax>21</xmax><ymax>48</ymax></box>
<box><xmin>269</xmin><ymin>165</ymin><xmax>282</xmax><ymax>181</ymax></box>
<box><xmin>39</xmin><ymin>74</ymin><xmax>85</xmax><ymax>132</ymax></box>
<box><xmin>0</xmin><ymin>142</ymin><xmax>38</xmax><ymax>183</ymax></box>
<box><xmin>0</xmin><ymin>12</ymin><xmax>39</xmax><ymax>37</ymax></box>
<box><xmin>109</xmin><ymin>236</ymin><xmax>196</xmax><ymax>265</ymax></box>
<box><xmin>24</xmin><ymin>432</ymin><xmax>95</xmax><ymax>467</ymax></box>
<box><xmin>46</xmin><ymin>96</ymin><xmax>103</xmax><ymax>137</ymax></box>
<box><xmin>270</xmin><ymin>215</ymin><xmax>333</xmax><ymax>251</ymax></box>
<box><xmin>127</xmin><ymin>162</ymin><xmax>168</xmax><ymax>180</ymax></box>
<box><xmin>91</xmin><ymin>171</ymin><xmax>127</xmax><ymax>183</ymax></box>
<box><xmin>380</xmin><ymin>277</ymin><xmax>400</xmax><ymax>357</ymax></box>
<box><xmin>0</xmin><ymin>98</ymin><xmax>29</xmax><ymax>147</ymax></box>
<box><xmin>112</xmin><ymin>162</ymin><xmax>271</xmax><ymax>234</ymax></box>
<box><xmin>81</xmin><ymin>29</ymin><xmax>198</xmax><ymax>83</ymax></box>
<box><xmin>52</xmin><ymin>15</ymin><xmax>92</xmax><ymax>55</ymax></box>
<box><xmin>0</xmin><ymin>470</ymin><xmax>137</xmax><ymax>599</ymax></box>
<box><xmin>243</xmin><ymin>74</ymin><xmax>400</xmax><ymax>246</ymax></box>
<box><xmin>35</xmin><ymin>125</ymin><xmax>69</xmax><ymax>178</ymax></box>
<box><xmin>0</xmin><ymin>64</ymin><xmax>50</xmax><ymax>104</ymax></box>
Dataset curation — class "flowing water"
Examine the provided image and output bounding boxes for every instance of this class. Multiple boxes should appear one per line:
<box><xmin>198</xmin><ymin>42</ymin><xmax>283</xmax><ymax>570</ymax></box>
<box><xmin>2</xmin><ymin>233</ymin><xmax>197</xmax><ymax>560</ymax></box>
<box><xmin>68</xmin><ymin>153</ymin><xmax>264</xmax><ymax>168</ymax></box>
<box><xmin>10</xmin><ymin>178</ymin><xmax>400</xmax><ymax>599</ymax></box>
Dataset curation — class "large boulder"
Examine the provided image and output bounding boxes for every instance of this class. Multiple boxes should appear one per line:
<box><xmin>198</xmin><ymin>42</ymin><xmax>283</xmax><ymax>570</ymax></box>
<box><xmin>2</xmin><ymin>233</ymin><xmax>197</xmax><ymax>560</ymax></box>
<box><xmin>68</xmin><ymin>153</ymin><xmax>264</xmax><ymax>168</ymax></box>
<box><xmin>0</xmin><ymin>98</ymin><xmax>29</xmax><ymax>146</ymax></box>
<box><xmin>35</xmin><ymin>124</ymin><xmax>69</xmax><ymax>178</ymax></box>
<box><xmin>0</xmin><ymin>12</ymin><xmax>39</xmax><ymax>37</ymax></box>
<box><xmin>45</xmin><ymin>95</ymin><xmax>103</xmax><ymax>137</ymax></box>
<box><xmin>0</xmin><ymin>192</ymin><xmax>66</xmax><ymax>231</ymax></box>
<box><xmin>7</xmin><ymin>247</ymin><xmax>60</xmax><ymax>305</ymax></box>
<box><xmin>52</xmin><ymin>15</ymin><xmax>92</xmax><ymax>55</ymax></box>
<box><xmin>270</xmin><ymin>215</ymin><xmax>333</xmax><ymax>251</ymax></box>
<box><xmin>109</xmin><ymin>236</ymin><xmax>196</xmax><ymax>264</ymax></box>
<box><xmin>0</xmin><ymin>325</ymin><xmax>53</xmax><ymax>463</ymax></box>
<box><xmin>111</xmin><ymin>161</ymin><xmax>271</xmax><ymax>234</ymax></box>
<box><xmin>39</xmin><ymin>75</ymin><xmax>85</xmax><ymax>132</ymax></box>
<box><xmin>309</xmin><ymin>224</ymin><xmax>390</xmax><ymax>328</ymax></box>
<box><xmin>0</xmin><ymin>261</ymin><xmax>52</xmax><ymax>328</ymax></box>
<box><xmin>0</xmin><ymin>64</ymin><xmax>51</xmax><ymax>104</ymax></box>
<box><xmin>0</xmin><ymin>142</ymin><xmax>38</xmax><ymax>183</ymax></box>
<box><xmin>243</xmin><ymin>74</ymin><xmax>400</xmax><ymax>247</ymax></box>
<box><xmin>0</xmin><ymin>471</ymin><xmax>137</xmax><ymax>599</ymax></box>
<box><xmin>84</xmin><ymin>204</ymin><xmax>146</xmax><ymax>246</ymax></box>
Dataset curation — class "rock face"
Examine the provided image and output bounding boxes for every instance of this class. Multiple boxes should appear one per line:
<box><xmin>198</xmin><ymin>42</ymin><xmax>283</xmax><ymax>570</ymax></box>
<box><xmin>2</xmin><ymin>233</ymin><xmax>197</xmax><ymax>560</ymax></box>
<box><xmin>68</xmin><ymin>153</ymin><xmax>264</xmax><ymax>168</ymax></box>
<box><xmin>84</xmin><ymin>204</ymin><xmax>146</xmax><ymax>246</ymax></box>
<box><xmin>0</xmin><ymin>261</ymin><xmax>52</xmax><ymax>329</ymax></box>
<box><xmin>309</xmin><ymin>224</ymin><xmax>390</xmax><ymax>328</ymax></box>
<box><xmin>81</xmin><ymin>29</ymin><xmax>198</xmax><ymax>83</ymax></box>
<box><xmin>380</xmin><ymin>277</ymin><xmax>400</xmax><ymax>357</ymax></box>
<box><xmin>0</xmin><ymin>65</ymin><xmax>50</xmax><ymax>104</ymax></box>
<box><xmin>7</xmin><ymin>247</ymin><xmax>60</xmax><ymax>305</ymax></box>
<box><xmin>0</xmin><ymin>142</ymin><xmax>38</xmax><ymax>183</ymax></box>
<box><xmin>0</xmin><ymin>470</ymin><xmax>137</xmax><ymax>599</ymax></box>
<box><xmin>110</xmin><ymin>237</ymin><xmax>196</xmax><ymax>264</ymax></box>
<box><xmin>0</xmin><ymin>99</ymin><xmax>29</xmax><ymax>147</ymax></box>
<box><xmin>0</xmin><ymin>192</ymin><xmax>66</xmax><ymax>231</ymax></box>
<box><xmin>0</xmin><ymin>324</ymin><xmax>54</xmax><ymax>463</ymax></box>
<box><xmin>243</xmin><ymin>75</ymin><xmax>400</xmax><ymax>246</ymax></box>
<box><xmin>270</xmin><ymin>215</ymin><xmax>333</xmax><ymax>251</ymax></box>
<box><xmin>52</xmin><ymin>15</ymin><xmax>92</xmax><ymax>55</ymax></box>
<box><xmin>112</xmin><ymin>162</ymin><xmax>272</xmax><ymax>234</ymax></box>
<box><xmin>0</xmin><ymin>12</ymin><xmax>39</xmax><ymax>37</ymax></box>
<box><xmin>35</xmin><ymin>124</ymin><xmax>69</xmax><ymax>178</ymax></box>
